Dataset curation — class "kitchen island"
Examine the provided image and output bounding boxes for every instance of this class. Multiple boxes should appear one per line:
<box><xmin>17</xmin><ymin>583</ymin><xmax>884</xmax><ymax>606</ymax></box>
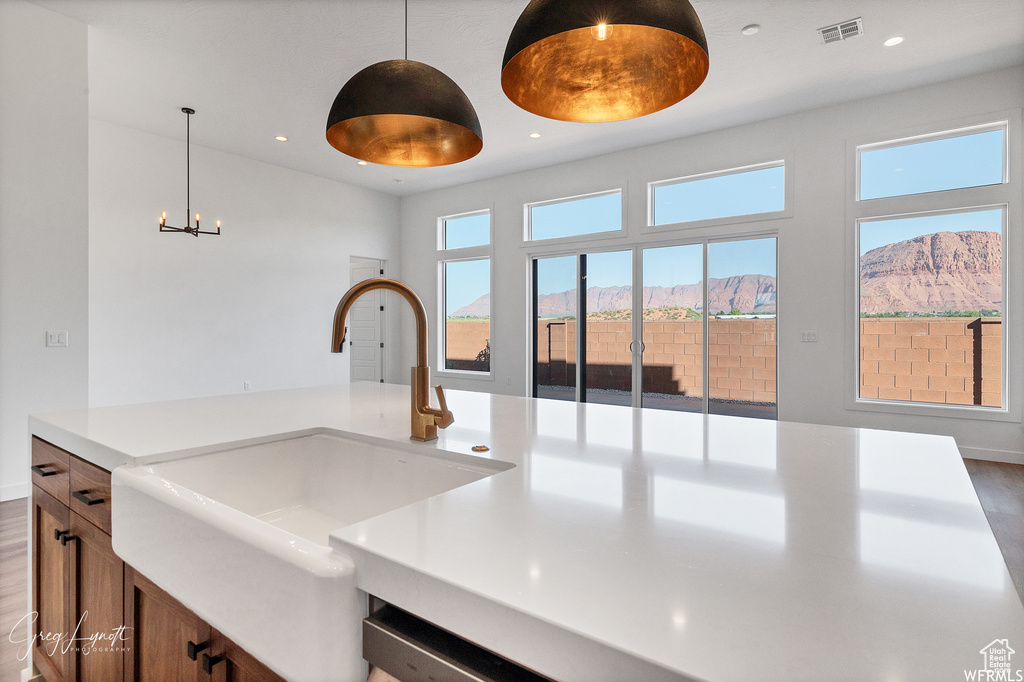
<box><xmin>28</xmin><ymin>382</ymin><xmax>1024</xmax><ymax>681</ymax></box>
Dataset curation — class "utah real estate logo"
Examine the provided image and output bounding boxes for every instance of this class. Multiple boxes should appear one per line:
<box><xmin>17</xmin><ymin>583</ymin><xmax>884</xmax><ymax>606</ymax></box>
<box><xmin>965</xmin><ymin>639</ymin><xmax>1023</xmax><ymax>681</ymax></box>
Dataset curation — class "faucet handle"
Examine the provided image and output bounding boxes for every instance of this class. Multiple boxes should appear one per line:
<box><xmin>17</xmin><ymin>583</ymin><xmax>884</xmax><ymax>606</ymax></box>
<box><xmin>434</xmin><ymin>385</ymin><xmax>455</xmax><ymax>429</ymax></box>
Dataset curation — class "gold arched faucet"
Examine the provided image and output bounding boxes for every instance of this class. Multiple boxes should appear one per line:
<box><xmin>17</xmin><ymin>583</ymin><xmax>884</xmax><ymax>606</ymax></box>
<box><xmin>332</xmin><ymin>278</ymin><xmax>455</xmax><ymax>442</ymax></box>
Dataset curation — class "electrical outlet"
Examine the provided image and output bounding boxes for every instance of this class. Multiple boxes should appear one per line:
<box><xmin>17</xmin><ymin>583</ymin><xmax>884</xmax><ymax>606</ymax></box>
<box><xmin>46</xmin><ymin>331</ymin><xmax>68</xmax><ymax>347</ymax></box>
<box><xmin>800</xmin><ymin>331</ymin><xmax>818</xmax><ymax>343</ymax></box>
<box><xmin>243</xmin><ymin>381</ymin><xmax>252</xmax><ymax>391</ymax></box>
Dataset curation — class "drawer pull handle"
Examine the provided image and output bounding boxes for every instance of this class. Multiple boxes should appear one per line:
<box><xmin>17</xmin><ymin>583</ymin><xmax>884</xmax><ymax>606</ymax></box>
<box><xmin>31</xmin><ymin>464</ymin><xmax>58</xmax><ymax>477</ymax></box>
<box><xmin>202</xmin><ymin>653</ymin><xmax>223</xmax><ymax>673</ymax></box>
<box><xmin>60</xmin><ymin>534</ymin><xmax>77</xmax><ymax>546</ymax></box>
<box><xmin>187</xmin><ymin>640</ymin><xmax>208</xmax><ymax>661</ymax></box>
<box><xmin>72</xmin><ymin>490</ymin><xmax>104</xmax><ymax>506</ymax></box>
<box><xmin>54</xmin><ymin>529</ymin><xmax>68</xmax><ymax>542</ymax></box>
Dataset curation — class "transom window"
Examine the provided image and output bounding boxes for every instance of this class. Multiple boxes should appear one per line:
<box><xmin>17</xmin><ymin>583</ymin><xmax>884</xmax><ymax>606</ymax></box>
<box><xmin>440</xmin><ymin>210</ymin><xmax>490</xmax><ymax>250</ymax></box>
<box><xmin>526</xmin><ymin>190</ymin><xmax>622</xmax><ymax>241</ymax></box>
<box><xmin>857</xmin><ymin>123</ymin><xmax>1006</xmax><ymax>201</ymax></box>
<box><xmin>650</xmin><ymin>161</ymin><xmax>785</xmax><ymax>227</ymax></box>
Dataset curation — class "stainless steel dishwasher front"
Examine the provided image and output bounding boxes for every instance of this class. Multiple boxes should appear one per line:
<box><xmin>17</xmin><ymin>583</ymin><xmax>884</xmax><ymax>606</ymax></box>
<box><xmin>363</xmin><ymin>603</ymin><xmax>556</xmax><ymax>682</ymax></box>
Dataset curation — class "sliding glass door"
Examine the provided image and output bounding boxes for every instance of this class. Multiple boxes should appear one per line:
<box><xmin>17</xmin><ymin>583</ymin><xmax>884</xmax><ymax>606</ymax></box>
<box><xmin>582</xmin><ymin>250</ymin><xmax>633</xmax><ymax>406</ymax></box>
<box><xmin>706</xmin><ymin>238</ymin><xmax>777</xmax><ymax>418</ymax></box>
<box><xmin>533</xmin><ymin>256</ymin><xmax>577</xmax><ymax>401</ymax></box>
<box><xmin>534</xmin><ymin>236</ymin><xmax>776</xmax><ymax>419</ymax></box>
<box><xmin>641</xmin><ymin>244</ymin><xmax>704</xmax><ymax>413</ymax></box>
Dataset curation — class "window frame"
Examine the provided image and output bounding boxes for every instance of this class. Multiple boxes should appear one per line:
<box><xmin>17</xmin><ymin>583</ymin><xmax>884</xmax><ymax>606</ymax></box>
<box><xmin>527</xmin><ymin>229</ymin><xmax>779</xmax><ymax>416</ymax></box>
<box><xmin>646</xmin><ymin>159</ymin><xmax>792</xmax><ymax>231</ymax></box>
<box><xmin>524</xmin><ymin>188</ymin><xmax>625</xmax><ymax>244</ymax></box>
<box><xmin>436</xmin><ymin>207</ymin><xmax>494</xmax><ymax>380</ymax></box>
<box><xmin>847</xmin><ymin>110</ymin><xmax>1021</xmax><ymax>422</ymax></box>
<box><xmin>437</xmin><ymin>208</ymin><xmax>492</xmax><ymax>252</ymax></box>
<box><xmin>855</xmin><ymin>121</ymin><xmax>1008</xmax><ymax>202</ymax></box>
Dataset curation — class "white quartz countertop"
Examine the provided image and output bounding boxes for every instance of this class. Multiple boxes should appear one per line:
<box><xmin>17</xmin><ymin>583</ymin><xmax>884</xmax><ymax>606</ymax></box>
<box><xmin>31</xmin><ymin>383</ymin><xmax>1024</xmax><ymax>682</ymax></box>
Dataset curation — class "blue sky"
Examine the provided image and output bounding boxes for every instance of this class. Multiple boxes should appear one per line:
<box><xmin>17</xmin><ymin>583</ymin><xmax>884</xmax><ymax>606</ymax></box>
<box><xmin>448</xmin><ymin>128</ymin><xmax>1002</xmax><ymax>315</ymax></box>
<box><xmin>654</xmin><ymin>165</ymin><xmax>783</xmax><ymax>225</ymax></box>
<box><xmin>444</xmin><ymin>212</ymin><xmax>489</xmax><ymax>249</ymax></box>
<box><xmin>445</xmin><ymin>259</ymin><xmax>490</xmax><ymax>315</ymax></box>
<box><xmin>860</xmin><ymin>129</ymin><xmax>1003</xmax><ymax>200</ymax></box>
<box><xmin>860</xmin><ymin>209</ymin><xmax>1002</xmax><ymax>256</ymax></box>
<box><xmin>533</xmin><ymin>238</ymin><xmax>777</xmax><ymax>293</ymax></box>
<box><xmin>531</xmin><ymin>193</ymin><xmax>620</xmax><ymax>240</ymax></box>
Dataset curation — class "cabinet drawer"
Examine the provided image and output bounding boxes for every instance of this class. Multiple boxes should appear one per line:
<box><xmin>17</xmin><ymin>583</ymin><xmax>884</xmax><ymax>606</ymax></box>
<box><xmin>70</xmin><ymin>456</ymin><xmax>112</xmax><ymax>535</ymax></box>
<box><xmin>31</xmin><ymin>437</ymin><xmax>71</xmax><ymax>506</ymax></box>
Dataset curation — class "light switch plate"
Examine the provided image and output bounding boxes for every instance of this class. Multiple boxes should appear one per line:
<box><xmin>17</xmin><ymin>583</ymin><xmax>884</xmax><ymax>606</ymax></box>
<box><xmin>46</xmin><ymin>331</ymin><xmax>68</xmax><ymax>347</ymax></box>
<box><xmin>800</xmin><ymin>331</ymin><xmax>818</xmax><ymax>343</ymax></box>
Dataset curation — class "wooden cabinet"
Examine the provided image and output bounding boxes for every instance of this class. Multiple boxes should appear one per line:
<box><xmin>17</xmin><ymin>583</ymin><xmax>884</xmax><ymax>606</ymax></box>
<box><xmin>31</xmin><ymin>436</ymin><xmax>284</xmax><ymax>682</ymax></box>
<box><xmin>32</xmin><ymin>485</ymin><xmax>71</xmax><ymax>682</ymax></box>
<box><xmin>124</xmin><ymin>565</ymin><xmax>207</xmax><ymax>682</ymax></box>
<box><xmin>203</xmin><ymin>629</ymin><xmax>285</xmax><ymax>682</ymax></box>
<box><xmin>124</xmin><ymin>566</ymin><xmax>283</xmax><ymax>682</ymax></box>
<box><xmin>31</xmin><ymin>436</ymin><xmax>123</xmax><ymax>682</ymax></box>
<box><xmin>70</xmin><ymin>512</ymin><xmax>125</xmax><ymax>681</ymax></box>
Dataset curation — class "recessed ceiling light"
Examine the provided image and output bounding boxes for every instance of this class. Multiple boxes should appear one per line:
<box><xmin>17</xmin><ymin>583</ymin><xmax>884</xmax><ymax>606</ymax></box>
<box><xmin>357</xmin><ymin>160</ymin><xmax>368</xmax><ymax>166</ymax></box>
<box><xmin>529</xmin><ymin>132</ymin><xmax>541</xmax><ymax>139</ymax></box>
<box><xmin>275</xmin><ymin>135</ymin><xmax>288</xmax><ymax>142</ymax></box>
<box><xmin>741</xmin><ymin>24</ymin><xmax>760</xmax><ymax>36</ymax></box>
<box><xmin>884</xmin><ymin>36</ymin><xmax>904</xmax><ymax>47</ymax></box>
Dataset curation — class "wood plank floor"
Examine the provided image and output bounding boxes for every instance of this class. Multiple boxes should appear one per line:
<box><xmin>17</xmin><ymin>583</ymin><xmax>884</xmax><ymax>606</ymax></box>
<box><xmin>0</xmin><ymin>461</ymin><xmax>1021</xmax><ymax>679</ymax></box>
<box><xmin>1</xmin><ymin>498</ymin><xmax>28</xmax><ymax>682</ymax></box>
<box><xmin>964</xmin><ymin>458</ymin><xmax>1024</xmax><ymax>601</ymax></box>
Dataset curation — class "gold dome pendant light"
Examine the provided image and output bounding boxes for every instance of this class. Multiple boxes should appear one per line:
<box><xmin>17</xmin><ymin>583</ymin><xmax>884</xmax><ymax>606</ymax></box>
<box><xmin>501</xmin><ymin>0</ymin><xmax>710</xmax><ymax>123</ymax></box>
<box><xmin>326</xmin><ymin>1</ymin><xmax>482</xmax><ymax>167</ymax></box>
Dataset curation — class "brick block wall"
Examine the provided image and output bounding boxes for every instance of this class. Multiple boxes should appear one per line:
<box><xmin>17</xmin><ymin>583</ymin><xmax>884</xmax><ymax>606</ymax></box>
<box><xmin>445</xmin><ymin>320</ymin><xmax>490</xmax><ymax>361</ymax></box>
<box><xmin>859</xmin><ymin>317</ymin><xmax>1001</xmax><ymax>406</ymax></box>
<box><xmin>448</xmin><ymin>317</ymin><xmax>1000</xmax><ymax>408</ymax></box>
<box><xmin>536</xmin><ymin>318</ymin><xmax>778</xmax><ymax>403</ymax></box>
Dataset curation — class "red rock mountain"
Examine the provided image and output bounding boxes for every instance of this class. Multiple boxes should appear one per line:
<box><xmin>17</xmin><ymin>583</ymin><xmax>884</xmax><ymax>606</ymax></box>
<box><xmin>859</xmin><ymin>231</ymin><xmax>1001</xmax><ymax>314</ymax></box>
<box><xmin>451</xmin><ymin>275</ymin><xmax>777</xmax><ymax>318</ymax></box>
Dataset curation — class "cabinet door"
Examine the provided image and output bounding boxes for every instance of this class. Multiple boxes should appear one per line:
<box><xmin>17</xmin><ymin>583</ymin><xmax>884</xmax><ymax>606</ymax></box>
<box><xmin>32</xmin><ymin>486</ymin><xmax>70</xmax><ymax>682</ymax></box>
<box><xmin>202</xmin><ymin>630</ymin><xmax>285</xmax><ymax>682</ymax></box>
<box><xmin>69</xmin><ymin>512</ymin><xmax>125</xmax><ymax>681</ymax></box>
<box><xmin>124</xmin><ymin>565</ymin><xmax>207</xmax><ymax>682</ymax></box>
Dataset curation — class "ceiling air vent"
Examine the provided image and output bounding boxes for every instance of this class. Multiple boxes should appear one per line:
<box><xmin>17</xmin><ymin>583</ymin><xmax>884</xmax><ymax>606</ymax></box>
<box><xmin>817</xmin><ymin>17</ymin><xmax>863</xmax><ymax>44</ymax></box>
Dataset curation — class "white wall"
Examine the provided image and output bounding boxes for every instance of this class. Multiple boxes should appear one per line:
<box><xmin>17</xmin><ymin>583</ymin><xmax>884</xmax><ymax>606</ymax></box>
<box><xmin>399</xmin><ymin>65</ymin><xmax>1024</xmax><ymax>463</ymax></box>
<box><xmin>89</xmin><ymin>120</ymin><xmax>401</xmax><ymax>406</ymax></box>
<box><xmin>0</xmin><ymin>0</ymin><xmax>89</xmax><ymax>501</ymax></box>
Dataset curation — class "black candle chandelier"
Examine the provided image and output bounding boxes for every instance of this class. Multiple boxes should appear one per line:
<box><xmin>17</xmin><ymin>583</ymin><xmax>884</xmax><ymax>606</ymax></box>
<box><xmin>159</xmin><ymin>107</ymin><xmax>221</xmax><ymax>237</ymax></box>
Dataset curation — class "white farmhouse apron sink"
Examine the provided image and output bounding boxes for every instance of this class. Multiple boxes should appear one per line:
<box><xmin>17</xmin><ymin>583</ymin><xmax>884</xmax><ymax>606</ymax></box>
<box><xmin>111</xmin><ymin>430</ymin><xmax>512</xmax><ymax>682</ymax></box>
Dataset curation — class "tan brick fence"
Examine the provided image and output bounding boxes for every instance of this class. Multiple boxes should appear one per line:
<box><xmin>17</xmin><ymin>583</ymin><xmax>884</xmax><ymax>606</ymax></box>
<box><xmin>447</xmin><ymin>316</ymin><xmax>1000</xmax><ymax>408</ymax></box>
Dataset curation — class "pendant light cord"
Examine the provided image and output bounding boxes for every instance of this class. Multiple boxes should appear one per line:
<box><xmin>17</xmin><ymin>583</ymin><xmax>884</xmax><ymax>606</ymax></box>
<box><xmin>186</xmin><ymin>111</ymin><xmax>191</xmax><ymax>226</ymax></box>
<box><xmin>404</xmin><ymin>0</ymin><xmax>408</xmax><ymax>60</ymax></box>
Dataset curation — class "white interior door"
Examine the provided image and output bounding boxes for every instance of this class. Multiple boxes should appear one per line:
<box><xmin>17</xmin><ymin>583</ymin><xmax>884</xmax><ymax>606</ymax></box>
<box><xmin>349</xmin><ymin>256</ymin><xmax>385</xmax><ymax>382</ymax></box>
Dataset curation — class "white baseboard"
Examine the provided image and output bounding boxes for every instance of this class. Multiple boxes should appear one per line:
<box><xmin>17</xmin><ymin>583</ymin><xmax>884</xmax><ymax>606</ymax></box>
<box><xmin>1</xmin><ymin>481</ymin><xmax>28</xmax><ymax>502</ymax></box>
<box><xmin>22</xmin><ymin>666</ymin><xmax>42</xmax><ymax>681</ymax></box>
<box><xmin>960</xmin><ymin>446</ymin><xmax>1024</xmax><ymax>465</ymax></box>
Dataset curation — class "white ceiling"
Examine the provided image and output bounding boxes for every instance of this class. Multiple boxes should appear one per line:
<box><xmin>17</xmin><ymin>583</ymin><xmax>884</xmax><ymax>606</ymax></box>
<box><xmin>28</xmin><ymin>0</ymin><xmax>1024</xmax><ymax>197</ymax></box>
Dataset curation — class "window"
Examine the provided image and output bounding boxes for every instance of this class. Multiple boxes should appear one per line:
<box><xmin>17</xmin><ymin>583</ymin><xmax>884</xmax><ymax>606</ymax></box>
<box><xmin>858</xmin><ymin>208</ymin><xmax>1003</xmax><ymax>407</ymax></box>
<box><xmin>858</xmin><ymin>124</ymin><xmax>1005</xmax><ymax>200</ymax></box>
<box><xmin>527</xmin><ymin>190</ymin><xmax>622</xmax><ymax>241</ymax></box>
<box><xmin>441</xmin><ymin>210</ymin><xmax>490</xmax><ymax>249</ymax></box>
<box><xmin>650</xmin><ymin>162</ymin><xmax>785</xmax><ymax>227</ymax></box>
<box><xmin>642</xmin><ymin>238</ymin><xmax>777</xmax><ymax>419</ymax></box>
<box><xmin>442</xmin><ymin>259</ymin><xmax>491</xmax><ymax>372</ymax></box>
<box><xmin>439</xmin><ymin>210</ymin><xmax>491</xmax><ymax>374</ymax></box>
<box><xmin>532</xmin><ymin>236</ymin><xmax>777</xmax><ymax>419</ymax></box>
<box><xmin>854</xmin><ymin>120</ymin><xmax>1010</xmax><ymax>412</ymax></box>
